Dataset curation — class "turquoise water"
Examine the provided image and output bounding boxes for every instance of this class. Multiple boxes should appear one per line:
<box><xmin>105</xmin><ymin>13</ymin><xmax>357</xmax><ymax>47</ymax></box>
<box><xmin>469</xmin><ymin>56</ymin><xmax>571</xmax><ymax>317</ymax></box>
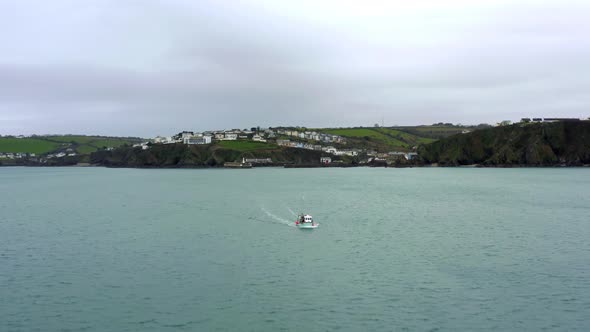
<box><xmin>1</xmin><ymin>167</ymin><xmax>590</xmax><ymax>331</ymax></box>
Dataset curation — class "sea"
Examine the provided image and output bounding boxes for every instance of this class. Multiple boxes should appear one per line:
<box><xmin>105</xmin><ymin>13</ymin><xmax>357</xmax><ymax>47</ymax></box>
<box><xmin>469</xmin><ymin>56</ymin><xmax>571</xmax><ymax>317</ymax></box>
<box><xmin>1</xmin><ymin>167</ymin><xmax>589</xmax><ymax>331</ymax></box>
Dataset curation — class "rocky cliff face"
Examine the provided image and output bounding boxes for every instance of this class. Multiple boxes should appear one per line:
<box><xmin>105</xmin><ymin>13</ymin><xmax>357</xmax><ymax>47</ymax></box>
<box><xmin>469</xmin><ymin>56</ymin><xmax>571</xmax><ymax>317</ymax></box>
<box><xmin>418</xmin><ymin>121</ymin><xmax>590</xmax><ymax>166</ymax></box>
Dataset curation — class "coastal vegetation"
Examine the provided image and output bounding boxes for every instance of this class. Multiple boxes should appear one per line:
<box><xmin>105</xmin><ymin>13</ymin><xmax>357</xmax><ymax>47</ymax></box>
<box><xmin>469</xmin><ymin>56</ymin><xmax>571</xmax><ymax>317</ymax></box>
<box><xmin>418</xmin><ymin>121</ymin><xmax>590</xmax><ymax>166</ymax></box>
<box><xmin>3</xmin><ymin>122</ymin><xmax>590</xmax><ymax>168</ymax></box>
<box><xmin>216</xmin><ymin>140</ymin><xmax>276</xmax><ymax>152</ymax></box>
<box><xmin>321</xmin><ymin>127</ymin><xmax>437</xmax><ymax>151</ymax></box>
<box><xmin>89</xmin><ymin>143</ymin><xmax>331</xmax><ymax>168</ymax></box>
<box><xmin>391</xmin><ymin>124</ymin><xmax>488</xmax><ymax>139</ymax></box>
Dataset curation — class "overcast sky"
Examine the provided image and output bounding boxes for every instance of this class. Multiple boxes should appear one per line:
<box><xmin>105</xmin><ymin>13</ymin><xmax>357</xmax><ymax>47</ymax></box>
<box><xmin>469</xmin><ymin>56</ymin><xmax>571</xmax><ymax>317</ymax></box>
<box><xmin>1</xmin><ymin>0</ymin><xmax>589</xmax><ymax>137</ymax></box>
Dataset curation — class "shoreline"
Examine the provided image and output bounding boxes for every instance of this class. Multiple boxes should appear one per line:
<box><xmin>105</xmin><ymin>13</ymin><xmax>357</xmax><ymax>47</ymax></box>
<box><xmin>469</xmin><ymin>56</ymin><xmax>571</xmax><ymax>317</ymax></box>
<box><xmin>1</xmin><ymin>163</ymin><xmax>589</xmax><ymax>169</ymax></box>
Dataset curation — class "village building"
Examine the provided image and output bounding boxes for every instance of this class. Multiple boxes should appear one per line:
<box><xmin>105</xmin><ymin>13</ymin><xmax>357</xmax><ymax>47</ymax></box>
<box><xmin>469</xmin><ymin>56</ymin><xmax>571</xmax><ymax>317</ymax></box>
<box><xmin>242</xmin><ymin>157</ymin><xmax>272</xmax><ymax>164</ymax></box>
<box><xmin>180</xmin><ymin>131</ymin><xmax>194</xmax><ymax>139</ymax></box>
<box><xmin>252</xmin><ymin>135</ymin><xmax>267</xmax><ymax>142</ymax></box>
<box><xmin>184</xmin><ymin>136</ymin><xmax>212</xmax><ymax>145</ymax></box>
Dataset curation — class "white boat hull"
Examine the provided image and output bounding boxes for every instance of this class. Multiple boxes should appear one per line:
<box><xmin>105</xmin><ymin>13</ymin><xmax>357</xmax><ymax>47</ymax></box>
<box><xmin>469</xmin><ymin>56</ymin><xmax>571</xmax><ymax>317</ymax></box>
<box><xmin>296</xmin><ymin>223</ymin><xmax>319</xmax><ymax>229</ymax></box>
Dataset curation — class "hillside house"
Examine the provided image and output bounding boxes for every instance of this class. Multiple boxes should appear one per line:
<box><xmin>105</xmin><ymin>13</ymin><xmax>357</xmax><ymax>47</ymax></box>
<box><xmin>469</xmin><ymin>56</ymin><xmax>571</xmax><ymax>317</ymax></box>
<box><xmin>323</xmin><ymin>146</ymin><xmax>338</xmax><ymax>154</ymax></box>
<box><xmin>276</xmin><ymin>139</ymin><xmax>290</xmax><ymax>146</ymax></box>
<box><xmin>181</xmin><ymin>131</ymin><xmax>194</xmax><ymax>139</ymax></box>
<box><xmin>252</xmin><ymin>135</ymin><xmax>267</xmax><ymax>142</ymax></box>
<box><xmin>184</xmin><ymin>136</ymin><xmax>212</xmax><ymax>145</ymax></box>
<box><xmin>243</xmin><ymin>157</ymin><xmax>272</xmax><ymax>164</ymax></box>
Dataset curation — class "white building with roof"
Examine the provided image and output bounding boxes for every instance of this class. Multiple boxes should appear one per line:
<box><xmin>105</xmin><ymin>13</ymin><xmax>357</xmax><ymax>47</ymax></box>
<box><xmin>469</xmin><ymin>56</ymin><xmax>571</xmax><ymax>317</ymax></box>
<box><xmin>184</xmin><ymin>136</ymin><xmax>212</xmax><ymax>145</ymax></box>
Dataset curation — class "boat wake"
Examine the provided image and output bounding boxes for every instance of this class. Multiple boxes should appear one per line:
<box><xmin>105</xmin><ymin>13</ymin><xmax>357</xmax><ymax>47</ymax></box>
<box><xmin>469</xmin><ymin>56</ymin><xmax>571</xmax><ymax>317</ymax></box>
<box><xmin>287</xmin><ymin>207</ymin><xmax>298</xmax><ymax>217</ymax></box>
<box><xmin>260</xmin><ymin>207</ymin><xmax>296</xmax><ymax>227</ymax></box>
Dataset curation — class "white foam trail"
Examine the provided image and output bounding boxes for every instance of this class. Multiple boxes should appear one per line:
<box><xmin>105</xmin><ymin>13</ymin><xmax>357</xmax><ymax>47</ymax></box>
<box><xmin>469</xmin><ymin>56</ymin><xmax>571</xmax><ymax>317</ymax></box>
<box><xmin>261</xmin><ymin>207</ymin><xmax>296</xmax><ymax>227</ymax></box>
<box><xmin>287</xmin><ymin>207</ymin><xmax>297</xmax><ymax>216</ymax></box>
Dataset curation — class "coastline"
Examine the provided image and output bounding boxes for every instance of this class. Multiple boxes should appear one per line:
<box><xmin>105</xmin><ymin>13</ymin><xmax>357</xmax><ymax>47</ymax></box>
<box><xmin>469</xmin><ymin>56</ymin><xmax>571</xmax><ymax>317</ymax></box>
<box><xmin>2</xmin><ymin>162</ymin><xmax>589</xmax><ymax>169</ymax></box>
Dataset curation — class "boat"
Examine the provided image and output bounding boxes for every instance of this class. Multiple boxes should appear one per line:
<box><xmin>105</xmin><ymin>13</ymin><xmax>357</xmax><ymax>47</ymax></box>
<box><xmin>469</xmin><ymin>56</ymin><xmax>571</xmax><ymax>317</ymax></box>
<box><xmin>295</xmin><ymin>214</ymin><xmax>319</xmax><ymax>229</ymax></box>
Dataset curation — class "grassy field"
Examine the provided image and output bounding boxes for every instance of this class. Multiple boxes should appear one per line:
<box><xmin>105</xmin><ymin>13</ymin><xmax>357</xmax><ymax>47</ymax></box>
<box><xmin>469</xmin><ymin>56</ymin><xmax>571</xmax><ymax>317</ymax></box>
<box><xmin>76</xmin><ymin>145</ymin><xmax>99</xmax><ymax>155</ymax></box>
<box><xmin>0</xmin><ymin>135</ymin><xmax>142</xmax><ymax>155</ymax></box>
<box><xmin>44</xmin><ymin>136</ymin><xmax>139</xmax><ymax>154</ymax></box>
<box><xmin>0</xmin><ymin>138</ymin><xmax>61</xmax><ymax>154</ymax></box>
<box><xmin>391</xmin><ymin>126</ymin><xmax>474</xmax><ymax>139</ymax></box>
<box><xmin>45</xmin><ymin>135</ymin><xmax>96</xmax><ymax>144</ymax></box>
<box><xmin>374</xmin><ymin>128</ymin><xmax>436</xmax><ymax>145</ymax></box>
<box><xmin>321</xmin><ymin>127</ymin><xmax>435</xmax><ymax>150</ymax></box>
<box><xmin>216</xmin><ymin>140</ymin><xmax>277</xmax><ymax>152</ymax></box>
<box><xmin>322</xmin><ymin>128</ymin><xmax>387</xmax><ymax>138</ymax></box>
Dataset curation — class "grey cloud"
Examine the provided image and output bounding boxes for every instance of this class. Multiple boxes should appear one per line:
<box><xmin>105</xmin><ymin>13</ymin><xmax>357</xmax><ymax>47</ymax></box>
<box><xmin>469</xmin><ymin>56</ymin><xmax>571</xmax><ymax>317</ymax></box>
<box><xmin>1</xmin><ymin>0</ymin><xmax>589</xmax><ymax>136</ymax></box>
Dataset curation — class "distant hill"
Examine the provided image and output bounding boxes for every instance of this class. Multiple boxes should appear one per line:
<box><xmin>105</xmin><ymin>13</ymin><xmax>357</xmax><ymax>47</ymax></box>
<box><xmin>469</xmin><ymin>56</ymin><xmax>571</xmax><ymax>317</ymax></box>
<box><xmin>0</xmin><ymin>135</ymin><xmax>143</xmax><ymax>155</ymax></box>
<box><xmin>0</xmin><ymin>125</ymin><xmax>473</xmax><ymax>157</ymax></box>
<box><xmin>89</xmin><ymin>126</ymin><xmax>452</xmax><ymax>167</ymax></box>
<box><xmin>319</xmin><ymin>126</ymin><xmax>455</xmax><ymax>151</ymax></box>
<box><xmin>391</xmin><ymin>124</ymin><xmax>487</xmax><ymax>139</ymax></box>
<box><xmin>418</xmin><ymin>121</ymin><xmax>590</xmax><ymax>166</ymax></box>
<box><xmin>90</xmin><ymin>141</ymin><xmax>333</xmax><ymax>167</ymax></box>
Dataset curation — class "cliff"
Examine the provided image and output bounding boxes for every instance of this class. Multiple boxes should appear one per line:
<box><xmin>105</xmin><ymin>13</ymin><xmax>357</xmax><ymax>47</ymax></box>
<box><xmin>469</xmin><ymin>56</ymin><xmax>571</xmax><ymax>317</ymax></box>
<box><xmin>418</xmin><ymin>121</ymin><xmax>590</xmax><ymax>166</ymax></box>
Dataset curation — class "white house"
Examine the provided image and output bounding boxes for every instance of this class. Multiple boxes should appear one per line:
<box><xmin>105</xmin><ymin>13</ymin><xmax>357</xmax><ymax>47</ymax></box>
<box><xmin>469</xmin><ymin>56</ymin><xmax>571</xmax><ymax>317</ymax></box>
<box><xmin>133</xmin><ymin>142</ymin><xmax>150</xmax><ymax>150</ymax></box>
<box><xmin>320</xmin><ymin>157</ymin><xmax>332</xmax><ymax>164</ymax></box>
<box><xmin>339</xmin><ymin>150</ymin><xmax>358</xmax><ymax>156</ymax></box>
<box><xmin>389</xmin><ymin>152</ymin><xmax>406</xmax><ymax>157</ymax></box>
<box><xmin>276</xmin><ymin>139</ymin><xmax>290</xmax><ymax>146</ymax></box>
<box><xmin>243</xmin><ymin>157</ymin><xmax>272</xmax><ymax>164</ymax></box>
<box><xmin>181</xmin><ymin>131</ymin><xmax>194</xmax><ymax>139</ymax></box>
<box><xmin>324</xmin><ymin>146</ymin><xmax>338</xmax><ymax>154</ymax></box>
<box><xmin>154</xmin><ymin>136</ymin><xmax>176</xmax><ymax>144</ymax></box>
<box><xmin>185</xmin><ymin>136</ymin><xmax>212</xmax><ymax>145</ymax></box>
<box><xmin>223</xmin><ymin>133</ymin><xmax>238</xmax><ymax>140</ymax></box>
<box><xmin>252</xmin><ymin>135</ymin><xmax>267</xmax><ymax>142</ymax></box>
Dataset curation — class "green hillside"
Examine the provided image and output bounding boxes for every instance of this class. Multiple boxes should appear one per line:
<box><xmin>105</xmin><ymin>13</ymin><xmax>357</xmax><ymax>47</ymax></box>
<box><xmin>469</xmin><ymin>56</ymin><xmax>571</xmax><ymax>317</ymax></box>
<box><xmin>0</xmin><ymin>135</ymin><xmax>143</xmax><ymax>155</ymax></box>
<box><xmin>321</xmin><ymin>127</ymin><xmax>435</xmax><ymax>151</ymax></box>
<box><xmin>392</xmin><ymin>125</ymin><xmax>486</xmax><ymax>139</ymax></box>
<box><xmin>0</xmin><ymin>138</ymin><xmax>60</xmax><ymax>154</ymax></box>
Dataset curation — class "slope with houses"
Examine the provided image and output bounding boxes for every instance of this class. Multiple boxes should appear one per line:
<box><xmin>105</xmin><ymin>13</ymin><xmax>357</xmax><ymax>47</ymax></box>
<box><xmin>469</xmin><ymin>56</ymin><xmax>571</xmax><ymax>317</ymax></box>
<box><xmin>131</xmin><ymin>126</ymin><xmax>422</xmax><ymax>165</ymax></box>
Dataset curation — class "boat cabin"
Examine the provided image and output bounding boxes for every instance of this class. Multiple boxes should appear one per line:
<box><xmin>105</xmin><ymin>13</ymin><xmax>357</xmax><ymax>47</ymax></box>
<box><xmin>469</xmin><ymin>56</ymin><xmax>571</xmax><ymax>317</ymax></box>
<box><xmin>300</xmin><ymin>214</ymin><xmax>314</xmax><ymax>223</ymax></box>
